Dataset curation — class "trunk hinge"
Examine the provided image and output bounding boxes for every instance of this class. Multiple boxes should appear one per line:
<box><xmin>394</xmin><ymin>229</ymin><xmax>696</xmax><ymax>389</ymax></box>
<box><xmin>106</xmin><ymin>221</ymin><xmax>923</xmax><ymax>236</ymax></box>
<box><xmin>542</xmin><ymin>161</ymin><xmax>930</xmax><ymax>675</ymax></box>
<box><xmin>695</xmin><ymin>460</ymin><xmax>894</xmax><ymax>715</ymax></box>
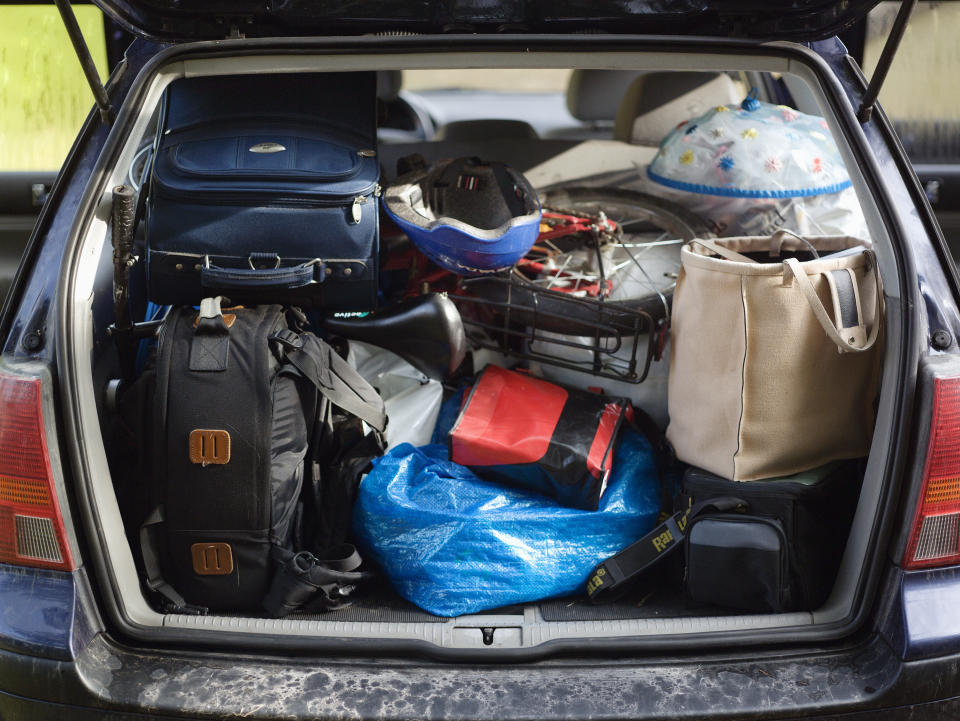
<box><xmin>856</xmin><ymin>0</ymin><xmax>917</xmax><ymax>123</ymax></box>
<box><xmin>54</xmin><ymin>0</ymin><xmax>114</xmax><ymax>125</ymax></box>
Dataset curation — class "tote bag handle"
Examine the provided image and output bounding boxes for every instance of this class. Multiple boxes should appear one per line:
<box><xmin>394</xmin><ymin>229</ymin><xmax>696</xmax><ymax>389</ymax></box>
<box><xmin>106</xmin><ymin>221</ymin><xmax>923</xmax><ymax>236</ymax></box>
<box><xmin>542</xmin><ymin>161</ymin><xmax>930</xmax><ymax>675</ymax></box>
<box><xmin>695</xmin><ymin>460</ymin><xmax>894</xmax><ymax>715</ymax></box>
<box><xmin>689</xmin><ymin>238</ymin><xmax>755</xmax><ymax>263</ymax></box>
<box><xmin>783</xmin><ymin>252</ymin><xmax>882</xmax><ymax>353</ymax></box>
<box><xmin>690</xmin><ymin>232</ymin><xmax>821</xmax><ymax>263</ymax></box>
<box><xmin>690</xmin><ymin>238</ymin><xmax>882</xmax><ymax>354</ymax></box>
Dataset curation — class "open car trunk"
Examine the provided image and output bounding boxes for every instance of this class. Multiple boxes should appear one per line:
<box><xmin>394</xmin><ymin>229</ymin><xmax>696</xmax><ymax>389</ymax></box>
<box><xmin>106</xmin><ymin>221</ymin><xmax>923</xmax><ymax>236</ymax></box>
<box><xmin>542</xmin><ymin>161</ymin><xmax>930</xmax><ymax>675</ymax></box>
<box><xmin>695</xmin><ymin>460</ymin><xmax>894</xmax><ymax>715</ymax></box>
<box><xmin>59</xmin><ymin>36</ymin><xmax>904</xmax><ymax>658</ymax></box>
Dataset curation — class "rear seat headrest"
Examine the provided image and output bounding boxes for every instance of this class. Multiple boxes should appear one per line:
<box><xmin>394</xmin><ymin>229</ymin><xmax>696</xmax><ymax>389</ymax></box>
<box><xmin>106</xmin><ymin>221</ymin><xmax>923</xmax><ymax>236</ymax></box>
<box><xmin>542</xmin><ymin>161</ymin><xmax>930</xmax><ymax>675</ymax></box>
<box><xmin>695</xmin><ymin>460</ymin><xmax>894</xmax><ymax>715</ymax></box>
<box><xmin>377</xmin><ymin>70</ymin><xmax>402</xmax><ymax>102</ymax></box>
<box><xmin>614</xmin><ymin>72</ymin><xmax>742</xmax><ymax>145</ymax></box>
<box><xmin>565</xmin><ymin>69</ymin><xmax>646</xmax><ymax>123</ymax></box>
<box><xmin>435</xmin><ymin>119</ymin><xmax>539</xmax><ymax>142</ymax></box>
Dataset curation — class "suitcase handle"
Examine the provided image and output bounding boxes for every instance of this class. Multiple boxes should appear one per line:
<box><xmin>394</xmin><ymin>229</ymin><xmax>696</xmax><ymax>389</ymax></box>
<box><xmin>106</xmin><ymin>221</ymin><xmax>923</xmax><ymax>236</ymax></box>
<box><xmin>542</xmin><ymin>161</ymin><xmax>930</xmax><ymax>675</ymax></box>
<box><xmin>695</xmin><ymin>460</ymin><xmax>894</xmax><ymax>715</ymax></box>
<box><xmin>200</xmin><ymin>258</ymin><xmax>320</xmax><ymax>290</ymax></box>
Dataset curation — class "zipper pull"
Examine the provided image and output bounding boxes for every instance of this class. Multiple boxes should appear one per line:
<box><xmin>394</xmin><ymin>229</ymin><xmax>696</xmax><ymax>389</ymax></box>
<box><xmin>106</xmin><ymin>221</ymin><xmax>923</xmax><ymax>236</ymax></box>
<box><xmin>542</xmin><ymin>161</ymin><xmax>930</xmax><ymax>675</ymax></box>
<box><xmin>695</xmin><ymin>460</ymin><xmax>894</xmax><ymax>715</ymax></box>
<box><xmin>351</xmin><ymin>196</ymin><xmax>364</xmax><ymax>224</ymax></box>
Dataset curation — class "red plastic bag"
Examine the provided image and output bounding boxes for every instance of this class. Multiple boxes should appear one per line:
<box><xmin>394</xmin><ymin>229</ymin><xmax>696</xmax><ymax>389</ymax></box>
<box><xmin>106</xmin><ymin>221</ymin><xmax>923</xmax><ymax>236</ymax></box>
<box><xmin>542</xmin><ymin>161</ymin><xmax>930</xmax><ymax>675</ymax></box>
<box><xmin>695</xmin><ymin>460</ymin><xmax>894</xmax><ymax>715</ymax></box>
<box><xmin>449</xmin><ymin>366</ymin><xmax>630</xmax><ymax>510</ymax></box>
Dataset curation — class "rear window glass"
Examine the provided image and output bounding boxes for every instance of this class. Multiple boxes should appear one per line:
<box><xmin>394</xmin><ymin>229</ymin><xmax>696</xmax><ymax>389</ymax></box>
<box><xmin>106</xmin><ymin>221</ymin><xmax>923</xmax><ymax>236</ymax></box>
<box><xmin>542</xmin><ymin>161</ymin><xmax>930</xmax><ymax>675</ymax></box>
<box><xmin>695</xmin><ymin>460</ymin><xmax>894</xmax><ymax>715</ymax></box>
<box><xmin>863</xmin><ymin>1</ymin><xmax>960</xmax><ymax>162</ymax></box>
<box><xmin>0</xmin><ymin>4</ymin><xmax>108</xmax><ymax>171</ymax></box>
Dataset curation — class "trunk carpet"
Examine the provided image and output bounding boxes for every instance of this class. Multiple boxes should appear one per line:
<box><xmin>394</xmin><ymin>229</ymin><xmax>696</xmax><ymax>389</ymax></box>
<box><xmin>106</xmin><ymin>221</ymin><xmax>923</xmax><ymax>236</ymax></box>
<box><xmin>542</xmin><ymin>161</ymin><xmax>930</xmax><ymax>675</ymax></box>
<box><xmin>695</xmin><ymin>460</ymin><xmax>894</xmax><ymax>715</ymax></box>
<box><xmin>203</xmin><ymin>578</ymin><xmax>739</xmax><ymax>623</ymax></box>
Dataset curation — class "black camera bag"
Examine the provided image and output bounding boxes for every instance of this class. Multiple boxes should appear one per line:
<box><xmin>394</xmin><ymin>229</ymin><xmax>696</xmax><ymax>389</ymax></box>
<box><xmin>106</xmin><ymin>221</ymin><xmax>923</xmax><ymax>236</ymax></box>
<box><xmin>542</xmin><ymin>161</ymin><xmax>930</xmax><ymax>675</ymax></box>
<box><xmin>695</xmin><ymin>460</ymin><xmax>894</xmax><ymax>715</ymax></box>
<box><xmin>586</xmin><ymin>462</ymin><xmax>861</xmax><ymax>612</ymax></box>
<box><xmin>139</xmin><ymin>299</ymin><xmax>386</xmax><ymax>615</ymax></box>
<box><xmin>678</xmin><ymin>464</ymin><xmax>861</xmax><ymax>612</ymax></box>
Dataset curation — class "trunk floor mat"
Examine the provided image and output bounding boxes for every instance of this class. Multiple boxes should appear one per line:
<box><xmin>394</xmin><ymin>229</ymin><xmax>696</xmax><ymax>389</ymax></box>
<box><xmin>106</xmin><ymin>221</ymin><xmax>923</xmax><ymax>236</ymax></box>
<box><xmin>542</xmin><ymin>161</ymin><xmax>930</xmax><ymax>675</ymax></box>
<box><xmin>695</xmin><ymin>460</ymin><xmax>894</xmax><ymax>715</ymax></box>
<box><xmin>205</xmin><ymin>580</ymin><xmax>738</xmax><ymax>624</ymax></box>
<box><xmin>287</xmin><ymin>589</ymin><xmax>452</xmax><ymax>623</ymax></box>
<box><xmin>537</xmin><ymin>592</ymin><xmax>740</xmax><ymax>621</ymax></box>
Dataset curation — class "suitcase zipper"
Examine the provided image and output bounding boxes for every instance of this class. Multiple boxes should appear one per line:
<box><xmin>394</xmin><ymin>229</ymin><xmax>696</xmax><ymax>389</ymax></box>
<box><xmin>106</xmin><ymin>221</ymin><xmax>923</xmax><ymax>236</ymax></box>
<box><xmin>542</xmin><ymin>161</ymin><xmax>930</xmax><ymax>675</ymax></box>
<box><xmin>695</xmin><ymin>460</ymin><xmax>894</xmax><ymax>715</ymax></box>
<box><xmin>351</xmin><ymin>184</ymin><xmax>381</xmax><ymax>224</ymax></box>
<box><xmin>152</xmin><ymin>181</ymin><xmax>378</xmax><ymax>215</ymax></box>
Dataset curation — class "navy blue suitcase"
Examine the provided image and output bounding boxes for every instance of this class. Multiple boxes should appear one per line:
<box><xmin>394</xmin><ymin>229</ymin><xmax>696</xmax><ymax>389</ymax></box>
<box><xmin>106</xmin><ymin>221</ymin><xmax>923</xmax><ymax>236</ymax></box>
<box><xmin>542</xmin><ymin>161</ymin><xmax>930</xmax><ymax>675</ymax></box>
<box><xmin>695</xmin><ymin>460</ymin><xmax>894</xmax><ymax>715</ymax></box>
<box><xmin>146</xmin><ymin>72</ymin><xmax>380</xmax><ymax>310</ymax></box>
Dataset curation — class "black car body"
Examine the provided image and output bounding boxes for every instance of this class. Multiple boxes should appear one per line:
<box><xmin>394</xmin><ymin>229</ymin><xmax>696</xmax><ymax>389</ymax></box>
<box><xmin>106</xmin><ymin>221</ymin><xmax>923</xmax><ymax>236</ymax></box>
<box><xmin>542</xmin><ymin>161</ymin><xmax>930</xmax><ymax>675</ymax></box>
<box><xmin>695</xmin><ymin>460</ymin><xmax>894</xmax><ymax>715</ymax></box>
<box><xmin>2</xmin><ymin>2</ymin><xmax>960</xmax><ymax>718</ymax></box>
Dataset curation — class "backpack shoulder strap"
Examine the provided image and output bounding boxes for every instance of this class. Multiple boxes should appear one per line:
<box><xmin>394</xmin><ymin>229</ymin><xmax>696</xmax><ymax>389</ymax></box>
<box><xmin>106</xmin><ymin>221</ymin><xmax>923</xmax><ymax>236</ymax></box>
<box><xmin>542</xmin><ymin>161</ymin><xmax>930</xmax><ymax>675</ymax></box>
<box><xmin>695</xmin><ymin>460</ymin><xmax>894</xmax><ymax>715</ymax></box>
<box><xmin>273</xmin><ymin>330</ymin><xmax>387</xmax><ymax>433</ymax></box>
<box><xmin>139</xmin><ymin>505</ymin><xmax>207</xmax><ymax>615</ymax></box>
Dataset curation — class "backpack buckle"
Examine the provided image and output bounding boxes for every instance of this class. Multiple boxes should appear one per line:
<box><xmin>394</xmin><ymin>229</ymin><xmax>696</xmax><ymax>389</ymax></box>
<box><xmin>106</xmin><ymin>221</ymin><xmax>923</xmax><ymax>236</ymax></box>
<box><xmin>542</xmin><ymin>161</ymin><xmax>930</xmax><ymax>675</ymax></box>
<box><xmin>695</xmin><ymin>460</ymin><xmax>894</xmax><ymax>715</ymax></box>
<box><xmin>271</xmin><ymin>329</ymin><xmax>304</xmax><ymax>352</ymax></box>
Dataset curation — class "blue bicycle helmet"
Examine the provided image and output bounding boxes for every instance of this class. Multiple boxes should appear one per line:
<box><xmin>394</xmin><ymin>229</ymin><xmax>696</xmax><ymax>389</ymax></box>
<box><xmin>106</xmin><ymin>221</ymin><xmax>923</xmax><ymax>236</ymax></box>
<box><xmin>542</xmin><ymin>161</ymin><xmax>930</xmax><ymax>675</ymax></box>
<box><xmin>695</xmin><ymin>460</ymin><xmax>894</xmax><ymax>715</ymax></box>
<box><xmin>384</xmin><ymin>156</ymin><xmax>541</xmax><ymax>275</ymax></box>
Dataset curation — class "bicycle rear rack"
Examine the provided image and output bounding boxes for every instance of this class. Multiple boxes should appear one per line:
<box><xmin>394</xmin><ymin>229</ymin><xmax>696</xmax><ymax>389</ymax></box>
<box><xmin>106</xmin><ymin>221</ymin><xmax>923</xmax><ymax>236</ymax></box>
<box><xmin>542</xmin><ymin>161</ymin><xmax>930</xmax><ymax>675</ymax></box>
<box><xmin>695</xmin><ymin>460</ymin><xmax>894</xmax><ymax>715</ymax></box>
<box><xmin>452</xmin><ymin>274</ymin><xmax>660</xmax><ymax>384</ymax></box>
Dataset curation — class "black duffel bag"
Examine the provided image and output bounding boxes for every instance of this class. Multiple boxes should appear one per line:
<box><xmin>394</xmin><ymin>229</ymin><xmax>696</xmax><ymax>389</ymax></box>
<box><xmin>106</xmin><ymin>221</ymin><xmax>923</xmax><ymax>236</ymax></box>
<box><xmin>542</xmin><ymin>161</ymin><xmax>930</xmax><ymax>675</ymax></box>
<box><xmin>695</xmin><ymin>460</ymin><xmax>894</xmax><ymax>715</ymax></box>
<box><xmin>139</xmin><ymin>298</ymin><xmax>386</xmax><ymax>616</ymax></box>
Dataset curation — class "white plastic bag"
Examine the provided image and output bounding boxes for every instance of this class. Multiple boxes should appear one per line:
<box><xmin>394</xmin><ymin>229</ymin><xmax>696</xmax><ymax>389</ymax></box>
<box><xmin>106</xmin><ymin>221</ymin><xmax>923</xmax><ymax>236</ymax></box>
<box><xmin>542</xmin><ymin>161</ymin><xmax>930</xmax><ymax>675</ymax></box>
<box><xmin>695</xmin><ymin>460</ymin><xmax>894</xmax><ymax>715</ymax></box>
<box><xmin>348</xmin><ymin>341</ymin><xmax>443</xmax><ymax>449</ymax></box>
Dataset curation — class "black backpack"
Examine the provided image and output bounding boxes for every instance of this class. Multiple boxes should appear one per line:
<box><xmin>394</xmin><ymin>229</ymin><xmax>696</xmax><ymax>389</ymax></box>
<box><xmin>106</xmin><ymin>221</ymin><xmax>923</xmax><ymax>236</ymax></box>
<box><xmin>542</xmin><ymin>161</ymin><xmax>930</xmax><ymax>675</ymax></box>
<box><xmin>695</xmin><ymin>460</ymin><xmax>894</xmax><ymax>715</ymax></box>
<box><xmin>139</xmin><ymin>298</ymin><xmax>386</xmax><ymax>616</ymax></box>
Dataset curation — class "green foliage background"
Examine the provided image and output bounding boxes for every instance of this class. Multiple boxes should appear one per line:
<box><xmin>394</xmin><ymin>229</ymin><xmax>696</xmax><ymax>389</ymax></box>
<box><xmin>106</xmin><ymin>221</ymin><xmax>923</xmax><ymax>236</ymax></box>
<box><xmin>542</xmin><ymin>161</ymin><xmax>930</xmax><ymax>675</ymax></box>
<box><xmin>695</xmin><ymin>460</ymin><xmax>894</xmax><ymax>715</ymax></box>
<box><xmin>0</xmin><ymin>5</ymin><xmax>107</xmax><ymax>171</ymax></box>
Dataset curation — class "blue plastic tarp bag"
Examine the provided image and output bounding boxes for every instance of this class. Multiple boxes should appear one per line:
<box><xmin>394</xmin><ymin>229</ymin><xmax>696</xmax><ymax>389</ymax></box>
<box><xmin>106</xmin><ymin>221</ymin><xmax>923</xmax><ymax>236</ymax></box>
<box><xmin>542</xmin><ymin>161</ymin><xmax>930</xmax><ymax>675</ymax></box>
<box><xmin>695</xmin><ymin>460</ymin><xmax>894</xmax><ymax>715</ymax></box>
<box><xmin>352</xmin><ymin>428</ymin><xmax>661</xmax><ymax>617</ymax></box>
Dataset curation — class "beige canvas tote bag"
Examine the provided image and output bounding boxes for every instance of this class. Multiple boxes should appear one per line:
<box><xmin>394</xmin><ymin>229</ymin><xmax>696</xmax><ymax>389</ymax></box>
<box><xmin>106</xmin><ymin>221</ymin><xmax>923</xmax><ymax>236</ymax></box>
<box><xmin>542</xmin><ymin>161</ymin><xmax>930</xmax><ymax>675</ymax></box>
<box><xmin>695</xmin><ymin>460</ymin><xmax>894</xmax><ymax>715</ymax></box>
<box><xmin>666</xmin><ymin>232</ymin><xmax>882</xmax><ymax>481</ymax></box>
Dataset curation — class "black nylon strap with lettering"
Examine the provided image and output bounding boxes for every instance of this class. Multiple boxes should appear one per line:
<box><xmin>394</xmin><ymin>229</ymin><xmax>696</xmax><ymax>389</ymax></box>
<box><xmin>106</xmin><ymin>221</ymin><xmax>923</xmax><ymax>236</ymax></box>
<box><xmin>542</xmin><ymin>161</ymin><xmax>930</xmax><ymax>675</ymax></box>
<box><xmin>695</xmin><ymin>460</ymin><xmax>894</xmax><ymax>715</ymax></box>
<box><xmin>586</xmin><ymin>496</ymin><xmax>746</xmax><ymax>601</ymax></box>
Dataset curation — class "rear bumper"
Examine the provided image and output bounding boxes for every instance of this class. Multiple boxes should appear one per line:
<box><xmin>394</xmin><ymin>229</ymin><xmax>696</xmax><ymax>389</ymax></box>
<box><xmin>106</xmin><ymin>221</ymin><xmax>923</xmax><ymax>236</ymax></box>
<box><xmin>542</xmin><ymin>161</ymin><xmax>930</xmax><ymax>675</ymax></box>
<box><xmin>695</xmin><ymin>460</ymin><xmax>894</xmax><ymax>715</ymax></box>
<box><xmin>7</xmin><ymin>697</ymin><xmax>960</xmax><ymax>721</ymax></box>
<box><xmin>0</xmin><ymin>630</ymin><xmax>958</xmax><ymax>721</ymax></box>
<box><xmin>4</xmin><ymin>563</ymin><xmax>960</xmax><ymax>719</ymax></box>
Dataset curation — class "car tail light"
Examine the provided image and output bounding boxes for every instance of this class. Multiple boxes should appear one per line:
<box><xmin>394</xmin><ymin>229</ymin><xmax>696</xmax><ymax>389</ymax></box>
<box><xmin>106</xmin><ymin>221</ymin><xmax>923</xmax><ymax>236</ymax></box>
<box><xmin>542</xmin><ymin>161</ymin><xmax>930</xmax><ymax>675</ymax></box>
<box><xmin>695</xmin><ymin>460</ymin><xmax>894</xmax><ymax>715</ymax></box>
<box><xmin>0</xmin><ymin>372</ymin><xmax>75</xmax><ymax>571</ymax></box>
<box><xmin>904</xmin><ymin>376</ymin><xmax>960</xmax><ymax>569</ymax></box>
